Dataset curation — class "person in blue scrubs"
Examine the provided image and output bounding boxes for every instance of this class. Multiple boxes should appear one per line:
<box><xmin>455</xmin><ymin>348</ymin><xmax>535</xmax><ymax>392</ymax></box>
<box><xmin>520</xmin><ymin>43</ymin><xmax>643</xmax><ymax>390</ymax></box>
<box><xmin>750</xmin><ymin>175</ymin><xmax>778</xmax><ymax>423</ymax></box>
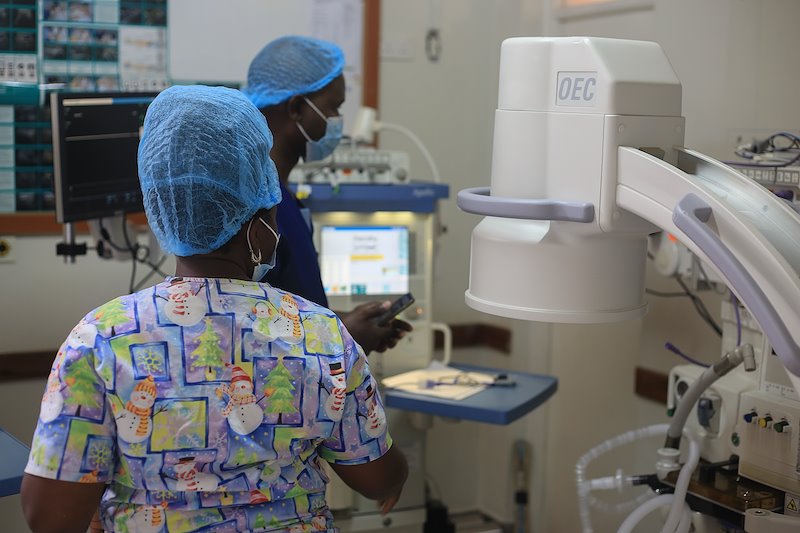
<box><xmin>243</xmin><ymin>35</ymin><xmax>412</xmax><ymax>354</ymax></box>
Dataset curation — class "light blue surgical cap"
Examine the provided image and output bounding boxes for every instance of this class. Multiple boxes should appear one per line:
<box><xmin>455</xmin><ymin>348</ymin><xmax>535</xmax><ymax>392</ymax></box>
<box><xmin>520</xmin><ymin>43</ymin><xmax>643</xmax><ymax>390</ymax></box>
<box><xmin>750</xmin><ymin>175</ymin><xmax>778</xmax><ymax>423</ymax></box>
<box><xmin>138</xmin><ymin>85</ymin><xmax>281</xmax><ymax>257</ymax></box>
<box><xmin>242</xmin><ymin>35</ymin><xmax>345</xmax><ymax>109</ymax></box>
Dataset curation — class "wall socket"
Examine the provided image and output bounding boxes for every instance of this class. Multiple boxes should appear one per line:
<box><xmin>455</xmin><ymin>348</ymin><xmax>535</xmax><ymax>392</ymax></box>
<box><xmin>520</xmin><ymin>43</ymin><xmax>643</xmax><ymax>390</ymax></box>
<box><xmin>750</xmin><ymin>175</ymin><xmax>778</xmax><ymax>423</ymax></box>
<box><xmin>0</xmin><ymin>236</ymin><xmax>16</xmax><ymax>263</ymax></box>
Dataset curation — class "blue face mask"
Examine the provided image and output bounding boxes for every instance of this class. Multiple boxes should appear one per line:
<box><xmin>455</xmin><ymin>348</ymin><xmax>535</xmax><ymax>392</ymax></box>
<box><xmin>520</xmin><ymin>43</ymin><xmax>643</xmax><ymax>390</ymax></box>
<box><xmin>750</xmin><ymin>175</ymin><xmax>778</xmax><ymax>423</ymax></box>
<box><xmin>247</xmin><ymin>217</ymin><xmax>280</xmax><ymax>282</ymax></box>
<box><xmin>297</xmin><ymin>97</ymin><xmax>343</xmax><ymax>162</ymax></box>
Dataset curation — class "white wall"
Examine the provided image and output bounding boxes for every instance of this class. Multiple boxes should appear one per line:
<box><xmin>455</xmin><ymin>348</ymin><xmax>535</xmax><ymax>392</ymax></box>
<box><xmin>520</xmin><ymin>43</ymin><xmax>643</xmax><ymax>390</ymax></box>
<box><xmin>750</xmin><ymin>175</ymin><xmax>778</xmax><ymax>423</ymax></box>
<box><xmin>377</xmin><ymin>1</ymin><xmax>548</xmax><ymax>524</ymax></box>
<box><xmin>379</xmin><ymin>0</ymin><xmax>544</xmax><ymax>324</ymax></box>
<box><xmin>0</xmin><ymin>235</ymin><xmax>170</xmax><ymax>353</ymax></box>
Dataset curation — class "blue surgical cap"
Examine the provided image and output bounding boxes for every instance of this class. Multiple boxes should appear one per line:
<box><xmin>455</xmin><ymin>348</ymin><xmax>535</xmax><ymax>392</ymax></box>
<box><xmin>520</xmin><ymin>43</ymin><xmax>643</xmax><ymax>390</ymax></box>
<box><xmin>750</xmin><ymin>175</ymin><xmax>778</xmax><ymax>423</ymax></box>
<box><xmin>242</xmin><ymin>35</ymin><xmax>345</xmax><ymax>109</ymax></box>
<box><xmin>138</xmin><ymin>85</ymin><xmax>281</xmax><ymax>257</ymax></box>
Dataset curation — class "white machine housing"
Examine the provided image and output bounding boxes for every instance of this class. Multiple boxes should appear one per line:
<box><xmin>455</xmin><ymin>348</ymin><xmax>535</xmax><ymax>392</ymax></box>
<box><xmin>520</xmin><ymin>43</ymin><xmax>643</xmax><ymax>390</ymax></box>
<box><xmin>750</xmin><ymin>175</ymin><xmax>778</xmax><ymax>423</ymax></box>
<box><xmin>468</xmin><ymin>37</ymin><xmax>682</xmax><ymax>323</ymax></box>
<box><xmin>456</xmin><ymin>35</ymin><xmax>800</xmax><ymax>531</ymax></box>
<box><xmin>458</xmin><ymin>37</ymin><xmax>800</xmax><ymax>392</ymax></box>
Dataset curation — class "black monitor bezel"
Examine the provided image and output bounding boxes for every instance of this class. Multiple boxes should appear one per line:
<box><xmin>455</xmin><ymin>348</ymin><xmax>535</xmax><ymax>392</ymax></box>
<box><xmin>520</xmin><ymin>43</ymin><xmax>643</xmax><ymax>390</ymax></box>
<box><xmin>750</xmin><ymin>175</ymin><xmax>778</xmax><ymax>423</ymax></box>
<box><xmin>51</xmin><ymin>90</ymin><xmax>159</xmax><ymax>223</ymax></box>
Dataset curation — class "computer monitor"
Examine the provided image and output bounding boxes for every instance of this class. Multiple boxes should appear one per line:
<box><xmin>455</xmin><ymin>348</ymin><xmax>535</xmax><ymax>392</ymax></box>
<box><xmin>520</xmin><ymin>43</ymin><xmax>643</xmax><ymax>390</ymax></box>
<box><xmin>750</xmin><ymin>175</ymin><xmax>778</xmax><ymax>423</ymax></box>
<box><xmin>51</xmin><ymin>91</ymin><xmax>158</xmax><ymax>223</ymax></box>
<box><xmin>320</xmin><ymin>225</ymin><xmax>409</xmax><ymax>296</ymax></box>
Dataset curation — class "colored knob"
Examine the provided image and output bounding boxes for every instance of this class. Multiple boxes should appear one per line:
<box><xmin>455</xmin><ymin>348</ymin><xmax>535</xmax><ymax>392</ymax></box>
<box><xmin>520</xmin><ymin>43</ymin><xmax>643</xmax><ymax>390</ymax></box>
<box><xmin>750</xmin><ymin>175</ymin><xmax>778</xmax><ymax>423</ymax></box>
<box><xmin>774</xmin><ymin>421</ymin><xmax>790</xmax><ymax>433</ymax></box>
<box><xmin>743</xmin><ymin>411</ymin><xmax>757</xmax><ymax>423</ymax></box>
<box><xmin>758</xmin><ymin>416</ymin><xmax>773</xmax><ymax>428</ymax></box>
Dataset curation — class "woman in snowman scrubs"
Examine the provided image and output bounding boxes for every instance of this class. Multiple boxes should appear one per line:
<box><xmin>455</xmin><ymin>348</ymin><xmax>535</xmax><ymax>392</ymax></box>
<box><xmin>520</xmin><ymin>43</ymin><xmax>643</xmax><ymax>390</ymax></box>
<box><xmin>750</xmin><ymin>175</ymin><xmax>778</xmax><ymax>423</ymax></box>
<box><xmin>21</xmin><ymin>85</ymin><xmax>407</xmax><ymax>533</ymax></box>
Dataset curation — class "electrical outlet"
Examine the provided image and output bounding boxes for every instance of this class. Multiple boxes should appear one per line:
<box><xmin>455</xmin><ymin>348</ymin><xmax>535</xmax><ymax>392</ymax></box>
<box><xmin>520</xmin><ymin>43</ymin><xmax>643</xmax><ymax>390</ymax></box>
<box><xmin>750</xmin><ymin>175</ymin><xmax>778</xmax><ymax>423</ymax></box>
<box><xmin>0</xmin><ymin>235</ymin><xmax>16</xmax><ymax>263</ymax></box>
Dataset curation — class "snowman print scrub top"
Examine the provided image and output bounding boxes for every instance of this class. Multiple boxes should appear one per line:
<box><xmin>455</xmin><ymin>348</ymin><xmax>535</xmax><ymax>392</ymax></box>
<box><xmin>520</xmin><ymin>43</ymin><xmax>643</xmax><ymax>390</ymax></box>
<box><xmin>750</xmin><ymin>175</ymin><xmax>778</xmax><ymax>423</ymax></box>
<box><xmin>26</xmin><ymin>277</ymin><xmax>392</xmax><ymax>533</ymax></box>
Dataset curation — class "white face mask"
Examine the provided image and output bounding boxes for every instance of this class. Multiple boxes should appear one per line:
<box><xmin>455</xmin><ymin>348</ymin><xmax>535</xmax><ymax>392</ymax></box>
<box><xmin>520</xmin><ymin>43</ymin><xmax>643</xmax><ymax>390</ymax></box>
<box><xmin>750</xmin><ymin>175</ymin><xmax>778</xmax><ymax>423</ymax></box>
<box><xmin>296</xmin><ymin>97</ymin><xmax>343</xmax><ymax>161</ymax></box>
<box><xmin>247</xmin><ymin>217</ymin><xmax>280</xmax><ymax>282</ymax></box>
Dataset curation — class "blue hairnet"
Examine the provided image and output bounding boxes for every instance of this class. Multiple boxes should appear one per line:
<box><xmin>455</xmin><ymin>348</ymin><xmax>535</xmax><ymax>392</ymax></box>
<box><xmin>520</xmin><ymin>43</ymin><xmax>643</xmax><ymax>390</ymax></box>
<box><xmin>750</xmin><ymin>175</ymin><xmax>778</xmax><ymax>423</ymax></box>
<box><xmin>138</xmin><ymin>85</ymin><xmax>281</xmax><ymax>257</ymax></box>
<box><xmin>242</xmin><ymin>35</ymin><xmax>345</xmax><ymax>109</ymax></box>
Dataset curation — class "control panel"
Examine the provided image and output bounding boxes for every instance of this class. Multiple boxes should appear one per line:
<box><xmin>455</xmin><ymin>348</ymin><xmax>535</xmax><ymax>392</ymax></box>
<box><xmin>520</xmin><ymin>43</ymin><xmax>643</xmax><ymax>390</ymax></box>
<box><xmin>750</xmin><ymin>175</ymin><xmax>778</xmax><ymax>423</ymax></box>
<box><xmin>736</xmin><ymin>389</ymin><xmax>800</xmax><ymax>494</ymax></box>
<box><xmin>289</xmin><ymin>147</ymin><xmax>411</xmax><ymax>185</ymax></box>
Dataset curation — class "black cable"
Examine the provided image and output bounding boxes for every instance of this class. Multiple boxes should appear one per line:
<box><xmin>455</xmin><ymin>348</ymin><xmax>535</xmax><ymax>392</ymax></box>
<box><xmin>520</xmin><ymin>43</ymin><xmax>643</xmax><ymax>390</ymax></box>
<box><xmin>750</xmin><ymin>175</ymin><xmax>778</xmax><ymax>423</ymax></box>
<box><xmin>645</xmin><ymin>251</ymin><xmax>723</xmax><ymax>336</ymax></box>
<box><xmin>140</xmin><ymin>254</ymin><xmax>169</xmax><ymax>277</ymax></box>
<box><xmin>120</xmin><ymin>215</ymin><xmax>170</xmax><ymax>291</ymax></box>
<box><xmin>97</xmin><ymin>218</ymin><xmax>129</xmax><ymax>252</ymax></box>
<box><xmin>98</xmin><ymin>218</ymin><xmax>136</xmax><ymax>293</ymax></box>
<box><xmin>128</xmin><ymin>253</ymin><xmax>137</xmax><ymax>294</ymax></box>
<box><xmin>674</xmin><ymin>276</ymin><xmax>722</xmax><ymax>336</ymax></box>
<box><xmin>99</xmin><ymin>217</ymin><xmax>169</xmax><ymax>290</ymax></box>
<box><xmin>133</xmin><ymin>254</ymin><xmax>169</xmax><ymax>292</ymax></box>
<box><xmin>645</xmin><ymin>288</ymin><xmax>692</xmax><ymax>298</ymax></box>
<box><xmin>767</xmin><ymin>132</ymin><xmax>800</xmax><ymax>152</ymax></box>
<box><xmin>728</xmin><ymin>132</ymin><xmax>800</xmax><ymax>168</ymax></box>
<box><xmin>120</xmin><ymin>214</ymin><xmax>137</xmax><ymax>295</ymax></box>
<box><xmin>697</xmin><ymin>262</ymin><xmax>728</xmax><ymax>295</ymax></box>
<box><xmin>645</xmin><ymin>285</ymin><xmax>723</xmax><ymax>336</ymax></box>
<box><xmin>132</xmin><ymin>241</ymin><xmax>168</xmax><ymax>276</ymax></box>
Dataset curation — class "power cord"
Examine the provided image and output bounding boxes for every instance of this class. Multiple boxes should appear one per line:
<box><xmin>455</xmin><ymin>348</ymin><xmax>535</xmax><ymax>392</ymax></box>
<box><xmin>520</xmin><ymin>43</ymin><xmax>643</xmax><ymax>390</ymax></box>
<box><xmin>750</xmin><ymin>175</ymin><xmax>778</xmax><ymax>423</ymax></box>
<box><xmin>726</xmin><ymin>131</ymin><xmax>800</xmax><ymax>168</ymax></box>
<box><xmin>645</xmin><ymin>276</ymin><xmax>722</xmax><ymax>337</ymax></box>
<box><xmin>726</xmin><ymin>133</ymin><xmax>799</xmax><ymax>188</ymax></box>
<box><xmin>673</xmin><ymin>276</ymin><xmax>722</xmax><ymax>337</ymax></box>
<box><xmin>120</xmin><ymin>217</ymin><xmax>137</xmax><ymax>295</ymax></box>
<box><xmin>98</xmin><ymin>216</ymin><xmax>169</xmax><ymax>294</ymax></box>
<box><xmin>133</xmin><ymin>254</ymin><xmax>168</xmax><ymax>292</ymax></box>
<box><xmin>663</xmin><ymin>342</ymin><xmax>710</xmax><ymax>368</ymax></box>
<box><xmin>653</xmin><ymin>288</ymin><xmax>743</xmax><ymax>369</ymax></box>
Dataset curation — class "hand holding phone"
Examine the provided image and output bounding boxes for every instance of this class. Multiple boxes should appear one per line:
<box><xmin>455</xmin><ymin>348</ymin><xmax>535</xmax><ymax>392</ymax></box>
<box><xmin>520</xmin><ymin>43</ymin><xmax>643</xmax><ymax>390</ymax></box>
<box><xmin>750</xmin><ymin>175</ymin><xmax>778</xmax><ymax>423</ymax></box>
<box><xmin>376</xmin><ymin>293</ymin><xmax>415</xmax><ymax>326</ymax></box>
<box><xmin>341</xmin><ymin>299</ymin><xmax>414</xmax><ymax>354</ymax></box>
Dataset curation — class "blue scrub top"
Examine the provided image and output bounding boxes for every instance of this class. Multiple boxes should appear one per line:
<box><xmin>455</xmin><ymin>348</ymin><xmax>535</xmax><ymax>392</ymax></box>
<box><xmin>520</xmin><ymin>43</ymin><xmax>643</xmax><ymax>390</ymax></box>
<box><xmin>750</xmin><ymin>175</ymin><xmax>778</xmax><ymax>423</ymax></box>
<box><xmin>263</xmin><ymin>182</ymin><xmax>329</xmax><ymax>307</ymax></box>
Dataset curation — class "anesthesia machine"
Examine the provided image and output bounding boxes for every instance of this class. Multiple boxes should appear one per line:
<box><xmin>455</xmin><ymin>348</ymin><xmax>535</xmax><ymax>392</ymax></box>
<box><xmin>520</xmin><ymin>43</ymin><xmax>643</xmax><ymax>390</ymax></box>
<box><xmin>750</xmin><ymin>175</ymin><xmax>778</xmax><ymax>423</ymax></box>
<box><xmin>289</xmin><ymin>155</ymin><xmax>450</xmax><ymax>531</ymax></box>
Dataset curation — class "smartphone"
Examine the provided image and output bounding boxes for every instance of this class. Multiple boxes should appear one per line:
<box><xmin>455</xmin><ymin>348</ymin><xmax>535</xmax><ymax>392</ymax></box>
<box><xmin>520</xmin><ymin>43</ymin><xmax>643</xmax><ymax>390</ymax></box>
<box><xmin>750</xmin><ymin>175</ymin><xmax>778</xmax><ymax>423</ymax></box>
<box><xmin>376</xmin><ymin>292</ymin><xmax>415</xmax><ymax>326</ymax></box>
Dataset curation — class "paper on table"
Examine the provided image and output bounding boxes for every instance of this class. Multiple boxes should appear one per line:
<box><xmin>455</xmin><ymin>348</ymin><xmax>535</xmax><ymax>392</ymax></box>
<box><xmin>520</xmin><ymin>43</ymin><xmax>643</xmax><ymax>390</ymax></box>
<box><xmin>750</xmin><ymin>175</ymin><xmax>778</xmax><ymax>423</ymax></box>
<box><xmin>381</xmin><ymin>363</ymin><xmax>496</xmax><ymax>401</ymax></box>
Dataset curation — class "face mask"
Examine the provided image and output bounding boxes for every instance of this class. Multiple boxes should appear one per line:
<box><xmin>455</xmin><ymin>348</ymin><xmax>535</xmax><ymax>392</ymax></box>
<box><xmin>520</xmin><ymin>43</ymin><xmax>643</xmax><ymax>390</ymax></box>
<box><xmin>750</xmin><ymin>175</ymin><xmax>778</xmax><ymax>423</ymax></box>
<box><xmin>296</xmin><ymin>97</ymin><xmax>343</xmax><ymax>162</ymax></box>
<box><xmin>247</xmin><ymin>217</ymin><xmax>280</xmax><ymax>282</ymax></box>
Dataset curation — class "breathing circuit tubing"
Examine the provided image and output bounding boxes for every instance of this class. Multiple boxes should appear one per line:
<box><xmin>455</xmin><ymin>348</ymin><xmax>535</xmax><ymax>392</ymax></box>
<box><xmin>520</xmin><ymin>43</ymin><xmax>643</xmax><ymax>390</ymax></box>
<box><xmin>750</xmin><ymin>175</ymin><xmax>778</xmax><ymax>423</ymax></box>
<box><xmin>576</xmin><ymin>423</ymin><xmax>698</xmax><ymax>533</ymax></box>
<box><xmin>576</xmin><ymin>345</ymin><xmax>754</xmax><ymax>532</ymax></box>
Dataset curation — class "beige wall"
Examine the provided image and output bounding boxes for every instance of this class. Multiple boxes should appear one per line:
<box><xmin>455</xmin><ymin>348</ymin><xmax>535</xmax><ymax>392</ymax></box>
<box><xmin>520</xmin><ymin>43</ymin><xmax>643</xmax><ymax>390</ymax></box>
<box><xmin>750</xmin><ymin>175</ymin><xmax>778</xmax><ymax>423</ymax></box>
<box><xmin>377</xmin><ymin>1</ymin><xmax>548</xmax><ymax>522</ymax></box>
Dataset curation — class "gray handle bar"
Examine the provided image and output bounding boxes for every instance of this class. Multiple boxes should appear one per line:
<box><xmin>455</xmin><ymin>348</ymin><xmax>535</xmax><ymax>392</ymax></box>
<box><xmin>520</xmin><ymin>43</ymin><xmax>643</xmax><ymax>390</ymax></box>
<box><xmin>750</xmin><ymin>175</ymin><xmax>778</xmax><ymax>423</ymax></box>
<box><xmin>457</xmin><ymin>187</ymin><xmax>595</xmax><ymax>223</ymax></box>
<box><xmin>673</xmin><ymin>193</ymin><xmax>800</xmax><ymax>376</ymax></box>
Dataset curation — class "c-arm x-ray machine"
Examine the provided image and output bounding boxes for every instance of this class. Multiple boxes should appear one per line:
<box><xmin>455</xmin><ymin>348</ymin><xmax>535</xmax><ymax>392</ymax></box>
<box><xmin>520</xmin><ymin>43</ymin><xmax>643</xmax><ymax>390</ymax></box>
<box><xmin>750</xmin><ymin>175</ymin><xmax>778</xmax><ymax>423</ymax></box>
<box><xmin>457</xmin><ymin>37</ymin><xmax>800</xmax><ymax>531</ymax></box>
